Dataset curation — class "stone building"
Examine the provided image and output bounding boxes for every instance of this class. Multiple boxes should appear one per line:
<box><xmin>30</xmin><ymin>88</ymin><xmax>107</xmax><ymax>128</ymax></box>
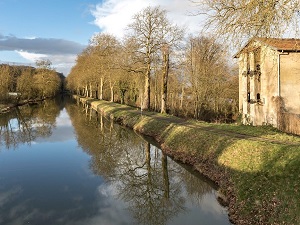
<box><xmin>234</xmin><ymin>38</ymin><xmax>300</xmax><ymax>133</ymax></box>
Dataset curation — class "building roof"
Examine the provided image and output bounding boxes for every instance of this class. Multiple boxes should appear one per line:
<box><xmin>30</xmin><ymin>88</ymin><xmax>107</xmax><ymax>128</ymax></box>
<box><xmin>234</xmin><ymin>38</ymin><xmax>300</xmax><ymax>58</ymax></box>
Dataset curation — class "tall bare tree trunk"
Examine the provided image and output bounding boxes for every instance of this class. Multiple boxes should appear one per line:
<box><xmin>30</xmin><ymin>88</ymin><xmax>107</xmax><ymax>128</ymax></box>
<box><xmin>180</xmin><ymin>86</ymin><xmax>184</xmax><ymax>110</ymax></box>
<box><xmin>99</xmin><ymin>77</ymin><xmax>103</xmax><ymax>100</ymax></box>
<box><xmin>109</xmin><ymin>81</ymin><xmax>114</xmax><ymax>102</ymax></box>
<box><xmin>154</xmin><ymin>73</ymin><xmax>158</xmax><ymax>111</ymax></box>
<box><xmin>194</xmin><ymin>94</ymin><xmax>199</xmax><ymax>120</ymax></box>
<box><xmin>84</xmin><ymin>84</ymin><xmax>88</xmax><ymax>97</ymax></box>
<box><xmin>161</xmin><ymin>46</ymin><xmax>169</xmax><ymax>113</ymax></box>
<box><xmin>142</xmin><ymin>65</ymin><xmax>151</xmax><ymax>110</ymax></box>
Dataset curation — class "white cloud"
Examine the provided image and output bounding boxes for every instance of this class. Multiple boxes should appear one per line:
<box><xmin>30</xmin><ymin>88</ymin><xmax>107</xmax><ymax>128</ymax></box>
<box><xmin>91</xmin><ymin>0</ymin><xmax>206</xmax><ymax>39</ymax></box>
<box><xmin>16</xmin><ymin>51</ymin><xmax>47</xmax><ymax>62</ymax></box>
<box><xmin>0</xmin><ymin>35</ymin><xmax>86</xmax><ymax>75</ymax></box>
<box><xmin>15</xmin><ymin>50</ymin><xmax>76</xmax><ymax>75</ymax></box>
<box><xmin>91</xmin><ymin>0</ymin><xmax>152</xmax><ymax>38</ymax></box>
<box><xmin>47</xmin><ymin>54</ymin><xmax>78</xmax><ymax>75</ymax></box>
<box><xmin>24</xmin><ymin>36</ymin><xmax>37</xmax><ymax>40</ymax></box>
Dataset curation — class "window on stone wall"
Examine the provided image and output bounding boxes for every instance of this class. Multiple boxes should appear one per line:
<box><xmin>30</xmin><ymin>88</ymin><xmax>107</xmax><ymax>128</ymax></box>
<box><xmin>257</xmin><ymin>93</ymin><xmax>261</xmax><ymax>100</ymax></box>
<box><xmin>256</xmin><ymin>64</ymin><xmax>261</xmax><ymax>82</ymax></box>
<box><xmin>247</xmin><ymin>92</ymin><xmax>251</xmax><ymax>103</ymax></box>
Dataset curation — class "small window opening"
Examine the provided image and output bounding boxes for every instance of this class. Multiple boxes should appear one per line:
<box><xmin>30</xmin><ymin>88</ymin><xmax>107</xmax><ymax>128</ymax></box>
<box><xmin>257</xmin><ymin>93</ymin><xmax>261</xmax><ymax>100</ymax></box>
<box><xmin>247</xmin><ymin>92</ymin><xmax>251</xmax><ymax>103</ymax></box>
<box><xmin>256</xmin><ymin>64</ymin><xmax>260</xmax><ymax>71</ymax></box>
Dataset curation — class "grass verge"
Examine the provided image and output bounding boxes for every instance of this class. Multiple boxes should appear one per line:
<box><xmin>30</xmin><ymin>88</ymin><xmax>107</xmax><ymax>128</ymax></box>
<box><xmin>80</xmin><ymin>97</ymin><xmax>300</xmax><ymax>225</ymax></box>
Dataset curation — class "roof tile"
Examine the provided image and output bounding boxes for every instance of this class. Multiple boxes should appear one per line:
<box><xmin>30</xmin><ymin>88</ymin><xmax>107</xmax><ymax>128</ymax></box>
<box><xmin>256</xmin><ymin>38</ymin><xmax>300</xmax><ymax>51</ymax></box>
<box><xmin>234</xmin><ymin>38</ymin><xmax>300</xmax><ymax>58</ymax></box>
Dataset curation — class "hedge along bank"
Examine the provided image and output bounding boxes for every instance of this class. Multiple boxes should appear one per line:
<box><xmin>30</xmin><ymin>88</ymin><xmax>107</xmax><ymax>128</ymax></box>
<box><xmin>78</xmin><ymin>97</ymin><xmax>300</xmax><ymax>225</ymax></box>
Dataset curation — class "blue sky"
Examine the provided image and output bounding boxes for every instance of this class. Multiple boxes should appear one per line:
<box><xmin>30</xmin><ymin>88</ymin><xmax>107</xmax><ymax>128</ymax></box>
<box><xmin>0</xmin><ymin>0</ymin><xmax>98</xmax><ymax>43</ymax></box>
<box><xmin>0</xmin><ymin>0</ymin><xmax>204</xmax><ymax>75</ymax></box>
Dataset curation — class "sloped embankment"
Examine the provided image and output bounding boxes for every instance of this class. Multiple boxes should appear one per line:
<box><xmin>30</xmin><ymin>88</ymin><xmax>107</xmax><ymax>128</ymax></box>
<box><xmin>79</xmin><ymin>97</ymin><xmax>300</xmax><ymax>225</ymax></box>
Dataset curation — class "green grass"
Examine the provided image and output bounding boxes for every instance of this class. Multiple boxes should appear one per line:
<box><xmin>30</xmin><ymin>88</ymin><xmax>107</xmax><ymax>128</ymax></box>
<box><xmin>188</xmin><ymin>119</ymin><xmax>300</xmax><ymax>143</ymax></box>
<box><xmin>80</xmin><ymin>97</ymin><xmax>300</xmax><ymax>224</ymax></box>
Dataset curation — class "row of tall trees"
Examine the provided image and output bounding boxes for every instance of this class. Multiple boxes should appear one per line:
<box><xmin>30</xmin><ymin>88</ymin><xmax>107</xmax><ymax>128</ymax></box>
<box><xmin>0</xmin><ymin>60</ymin><xmax>64</xmax><ymax>103</ymax></box>
<box><xmin>66</xmin><ymin>6</ymin><xmax>238</xmax><ymax>122</ymax></box>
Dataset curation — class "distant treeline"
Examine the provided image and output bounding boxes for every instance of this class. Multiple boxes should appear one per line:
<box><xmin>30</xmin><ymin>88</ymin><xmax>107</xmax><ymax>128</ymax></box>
<box><xmin>0</xmin><ymin>62</ymin><xmax>64</xmax><ymax>103</ymax></box>
<box><xmin>66</xmin><ymin>6</ymin><xmax>239</xmax><ymax>122</ymax></box>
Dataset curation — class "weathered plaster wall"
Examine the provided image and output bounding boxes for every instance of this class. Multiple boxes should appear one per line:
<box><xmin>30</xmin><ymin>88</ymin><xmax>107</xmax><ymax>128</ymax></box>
<box><xmin>280</xmin><ymin>53</ymin><xmax>300</xmax><ymax>114</ymax></box>
<box><xmin>260</xmin><ymin>46</ymin><xmax>278</xmax><ymax>126</ymax></box>
<box><xmin>238</xmin><ymin>43</ymin><xmax>278</xmax><ymax>126</ymax></box>
<box><xmin>238</xmin><ymin>55</ymin><xmax>244</xmax><ymax>113</ymax></box>
<box><xmin>239</xmin><ymin>53</ymin><xmax>249</xmax><ymax>118</ymax></box>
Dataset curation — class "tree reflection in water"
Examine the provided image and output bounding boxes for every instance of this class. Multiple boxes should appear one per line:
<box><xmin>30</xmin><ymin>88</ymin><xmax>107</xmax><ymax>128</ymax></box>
<box><xmin>66</xmin><ymin>103</ymin><xmax>217</xmax><ymax>225</ymax></box>
<box><xmin>115</xmin><ymin>142</ymin><xmax>185</xmax><ymax>225</ymax></box>
<box><xmin>0</xmin><ymin>99</ymin><xmax>61</xmax><ymax>150</ymax></box>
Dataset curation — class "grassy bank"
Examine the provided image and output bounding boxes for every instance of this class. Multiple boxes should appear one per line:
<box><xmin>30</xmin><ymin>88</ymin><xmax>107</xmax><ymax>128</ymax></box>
<box><xmin>79</xmin><ymin>97</ymin><xmax>300</xmax><ymax>225</ymax></box>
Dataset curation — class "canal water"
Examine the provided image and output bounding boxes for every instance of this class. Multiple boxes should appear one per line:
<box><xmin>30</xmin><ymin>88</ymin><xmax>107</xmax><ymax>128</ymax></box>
<box><xmin>0</xmin><ymin>97</ymin><xmax>231</xmax><ymax>225</ymax></box>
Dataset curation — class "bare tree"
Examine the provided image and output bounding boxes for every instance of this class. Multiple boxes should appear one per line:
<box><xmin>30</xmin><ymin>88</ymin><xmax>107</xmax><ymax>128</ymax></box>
<box><xmin>0</xmin><ymin>64</ymin><xmax>13</xmax><ymax>101</ymax></box>
<box><xmin>160</xmin><ymin>44</ymin><xmax>170</xmax><ymax>113</ymax></box>
<box><xmin>90</xmin><ymin>33</ymin><xmax>121</xmax><ymax>100</ymax></box>
<box><xmin>34</xmin><ymin>59</ymin><xmax>61</xmax><ymax>98</ymax></box>
<box><xmin>185</xmin><ymin>35</ymin><xmax>238</xmax><ymax>121</ymax></box>
<box><xmin>193</xmin><ymin>0</ymin><xmax>300</xmax><ymax>45</ymax></box>
<box><xmin>127</xmin><ymin>6</ymin><xmax>184</xmax><ymax>111</ymax></box>
<box><xmin>36</xmin><ymin>59</ymin><xmax>52</xmax><ymax>69</ymax></box>
<box><xmin>16</xmin><ymin>68</ymin><xmax>35</xmax><ymax>100</ymax></box>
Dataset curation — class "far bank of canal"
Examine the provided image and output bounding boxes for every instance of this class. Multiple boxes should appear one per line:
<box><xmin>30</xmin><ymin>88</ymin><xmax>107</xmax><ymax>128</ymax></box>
<box><xmin>77</xmin><ymin>96</ymin><xmax>300</xmax><ymax>225</ymax></box>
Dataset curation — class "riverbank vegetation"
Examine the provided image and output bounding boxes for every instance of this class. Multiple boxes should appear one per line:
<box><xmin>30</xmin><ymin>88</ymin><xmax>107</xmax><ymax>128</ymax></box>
<box><xmin>66</xmin><ymin>6</ymin><xmax>238</xmax><ymax>123</ymax></box>
<box><xmin>79</xmin><ymin>97</ymin><xmax>300</xmax><ymax>225</ymax></box>
<box><xmin>0</xmin><ymin>60</ymin><xmax>64</xmax><ymax>111</ymax></box>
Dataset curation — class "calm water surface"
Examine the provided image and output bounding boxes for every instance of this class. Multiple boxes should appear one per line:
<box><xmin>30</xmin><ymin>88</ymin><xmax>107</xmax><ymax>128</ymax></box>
<box><xmin>0</xmin><ymin>98</ymin><xmax>231</xmax><ymax>225</ymax></box>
